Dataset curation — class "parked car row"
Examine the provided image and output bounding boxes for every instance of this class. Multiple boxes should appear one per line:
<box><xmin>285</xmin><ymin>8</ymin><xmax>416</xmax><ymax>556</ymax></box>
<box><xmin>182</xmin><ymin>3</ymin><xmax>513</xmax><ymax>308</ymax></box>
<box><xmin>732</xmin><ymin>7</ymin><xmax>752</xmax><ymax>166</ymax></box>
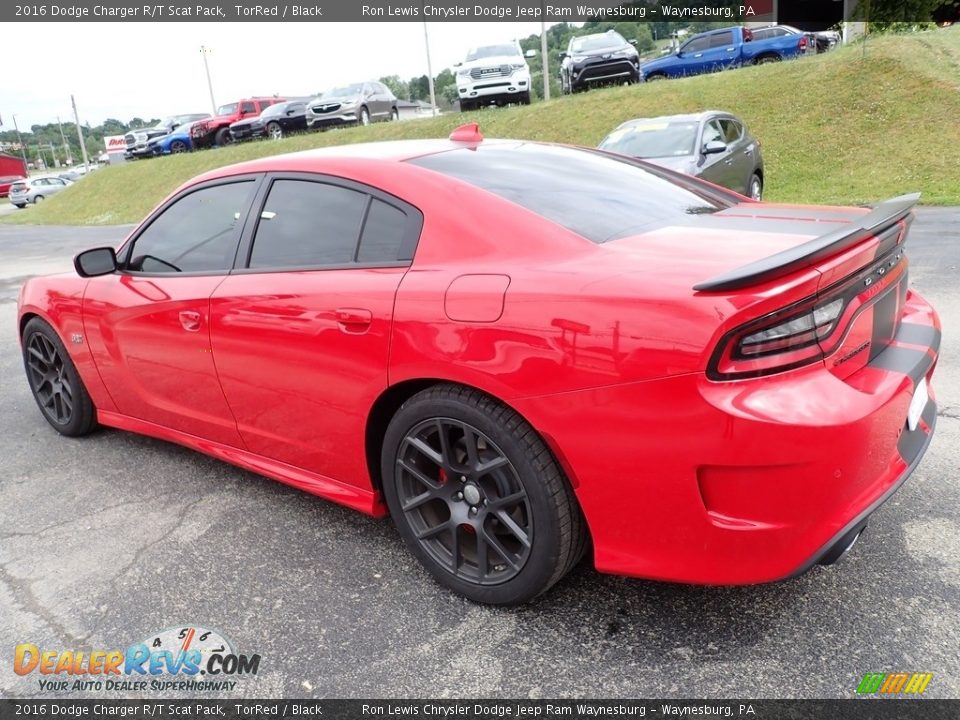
<box><xmin>128</xmin><ymin>82</ymin><xmax>404</xmax><ymax>160</ymax></box>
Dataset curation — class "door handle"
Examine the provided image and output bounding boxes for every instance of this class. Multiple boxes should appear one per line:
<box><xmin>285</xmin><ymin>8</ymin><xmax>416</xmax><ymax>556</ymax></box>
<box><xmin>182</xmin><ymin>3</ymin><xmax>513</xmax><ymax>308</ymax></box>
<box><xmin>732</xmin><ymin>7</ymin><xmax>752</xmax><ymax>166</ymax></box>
<box><xmin>179</xmin><ymin>310</ymin><xmax>202</xmax><ymax>332</ymax></box>
<box><xmin>693</xmin><ymin>53</ymin><xmax>703</xmax><ymax>58</ymax></box>
<box><xmin>335</xmin><ymin>307</ymin><xmax>372</xmax><ymax>333</ymax></box>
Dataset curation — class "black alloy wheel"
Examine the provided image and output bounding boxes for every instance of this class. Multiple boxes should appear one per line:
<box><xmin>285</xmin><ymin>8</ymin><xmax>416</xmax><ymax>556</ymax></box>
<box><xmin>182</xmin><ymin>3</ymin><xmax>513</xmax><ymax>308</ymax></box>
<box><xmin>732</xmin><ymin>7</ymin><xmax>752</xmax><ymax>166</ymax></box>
<box><xmin>22</xmin><ymin>318</ymin><xmax>97</xmax><ymax>436</ymax></box>
<box><xmin>170</xmin><ymin>140</ymin><xmax>188</xmax><ymax>153</ymax></box>
<box><xmin>382</xmin><ymin>385</ymin><xmax>587</xmax><ymax>605</ymax></box>
<box><xmin>396</xmin><ymin>417</ymin><xmax>534</xmax><ymax>585</ymax></box>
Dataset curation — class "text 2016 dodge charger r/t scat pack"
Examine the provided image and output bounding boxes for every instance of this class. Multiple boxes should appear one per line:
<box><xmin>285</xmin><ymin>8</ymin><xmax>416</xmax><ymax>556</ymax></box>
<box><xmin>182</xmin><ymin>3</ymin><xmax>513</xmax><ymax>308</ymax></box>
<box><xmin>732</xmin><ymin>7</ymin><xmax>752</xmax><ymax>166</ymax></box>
<box><xmin>18</xmin><ymin>125</ymin><xmax>940</xmax><ymax>605</ymax></box>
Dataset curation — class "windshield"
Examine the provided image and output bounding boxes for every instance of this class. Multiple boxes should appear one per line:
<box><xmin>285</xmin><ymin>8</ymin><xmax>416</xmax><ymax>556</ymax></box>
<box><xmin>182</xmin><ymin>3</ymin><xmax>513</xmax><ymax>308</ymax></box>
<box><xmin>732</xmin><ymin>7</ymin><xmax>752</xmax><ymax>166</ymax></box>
<box><xmin>600</xmin><ymin>121</ymin><xmax>700</xmax><ymax>159</ymax></box>
<box><xmin>465</xmin><ymin>44</ymin><xmax>520</xmax><ymax>61</ymax></box>
<box><xmin>216</xmin><ymin>103</ymin><xmax>238</xmax><ymax>116</ymax></box>
<box><xmin>571</xmin><ymin>33</ymin><xmax>626</xmax><ymax>53</ymax></box>
<box><xmin>326</xmin><ymin>84</ymin><xmax>364</xmax><ymax>97</ymax></box>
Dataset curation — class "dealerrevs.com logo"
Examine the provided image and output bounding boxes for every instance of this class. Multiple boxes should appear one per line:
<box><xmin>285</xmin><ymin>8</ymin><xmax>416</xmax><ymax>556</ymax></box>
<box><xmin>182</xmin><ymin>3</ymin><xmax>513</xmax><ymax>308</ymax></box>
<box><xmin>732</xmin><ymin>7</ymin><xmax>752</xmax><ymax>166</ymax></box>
<box><xmin>856</xmin><ymin>672</ymin><xmax>933</xmax><ymax>696</ymax></box>
<box><xmin>14</xmin><ymin>625</ymin><xmax>261</xmax><ymax>693</ymax></box>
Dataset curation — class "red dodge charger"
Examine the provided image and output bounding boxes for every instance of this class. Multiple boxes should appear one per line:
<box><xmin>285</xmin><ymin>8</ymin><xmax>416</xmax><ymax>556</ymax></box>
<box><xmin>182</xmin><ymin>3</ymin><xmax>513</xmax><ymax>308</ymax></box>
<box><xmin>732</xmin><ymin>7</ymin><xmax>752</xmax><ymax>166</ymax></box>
<box><xmin>18</xmin><ymin>125</ymin><xmax>940</xmax><ymax>604</ymax></box>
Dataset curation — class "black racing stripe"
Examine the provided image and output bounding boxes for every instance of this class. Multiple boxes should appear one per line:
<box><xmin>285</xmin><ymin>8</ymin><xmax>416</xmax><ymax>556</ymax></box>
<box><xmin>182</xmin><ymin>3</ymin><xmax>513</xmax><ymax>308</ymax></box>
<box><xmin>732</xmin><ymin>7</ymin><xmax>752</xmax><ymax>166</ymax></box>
<box><xmin>898</xmin><ymin>398</ymin><xmax>937</xmax><ymax>462</ymax></box>
<box><xmin>870</xmin><ymin>287</ymin><xmax>899</xmax><ymax>362</ymax></box>
<box><xmin>898</xmin><ymin>322</ymin><xmax>942</xmax><ymax>348</ymax></box>
<box><xmin>867</xmin><ymin>346</ymin><xmax>934</xmax><ymax>387</ymax></box>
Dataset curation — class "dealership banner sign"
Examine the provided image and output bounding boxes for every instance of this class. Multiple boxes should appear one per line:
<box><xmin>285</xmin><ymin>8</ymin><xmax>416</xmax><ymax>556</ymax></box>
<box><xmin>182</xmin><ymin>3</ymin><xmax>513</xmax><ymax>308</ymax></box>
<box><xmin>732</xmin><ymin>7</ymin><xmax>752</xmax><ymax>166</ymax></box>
<box><xmin>0</xmin><ymin>700</ymin><xmax>958</xmax><ymax>719</ymax></box>
<box><xmin>2</xmin><ymin>0</ymin><xmax>932</xmax><ymax>23</ymax></box>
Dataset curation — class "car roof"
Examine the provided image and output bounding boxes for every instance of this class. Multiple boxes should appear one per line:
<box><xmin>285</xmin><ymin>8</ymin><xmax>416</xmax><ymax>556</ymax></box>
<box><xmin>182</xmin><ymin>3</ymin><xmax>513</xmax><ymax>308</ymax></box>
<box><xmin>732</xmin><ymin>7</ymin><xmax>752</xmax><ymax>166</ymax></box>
<box><xmin>616</xmin><ymin>111</ymin><xmax>735</xmax><ymax>128</ymax></box>
<box><xmin>193</xmin><ymin>138</ymin><xmax>516</xmax><ymax>182</ymax></box>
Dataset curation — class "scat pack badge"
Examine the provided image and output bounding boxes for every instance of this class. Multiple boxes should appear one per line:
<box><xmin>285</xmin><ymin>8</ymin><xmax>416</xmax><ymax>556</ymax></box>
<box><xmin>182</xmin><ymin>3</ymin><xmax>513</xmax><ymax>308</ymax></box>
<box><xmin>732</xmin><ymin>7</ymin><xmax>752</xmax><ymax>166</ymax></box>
<box><xmin>14</xmin><ymin>625</ymin><xmax>261</xmax><ymax>693</ymax></box>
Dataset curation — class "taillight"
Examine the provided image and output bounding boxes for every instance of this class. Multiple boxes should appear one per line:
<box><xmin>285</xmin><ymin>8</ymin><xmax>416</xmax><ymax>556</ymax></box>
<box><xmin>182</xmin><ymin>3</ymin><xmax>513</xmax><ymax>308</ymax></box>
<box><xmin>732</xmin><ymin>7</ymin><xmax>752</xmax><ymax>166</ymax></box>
<box><xmin>738</xmin><ymin>298</ymin><xmax>843</xmax><ymax>356</ymax></box>
<box><xmin>799</xmin><ymin>36</ymin><xmax>808</xmax><ymax>49</ymax></box>
<box><xmin>707</xmin><ymin>245</ymin><xmax>907</xmax><ymax>381</ymax></box>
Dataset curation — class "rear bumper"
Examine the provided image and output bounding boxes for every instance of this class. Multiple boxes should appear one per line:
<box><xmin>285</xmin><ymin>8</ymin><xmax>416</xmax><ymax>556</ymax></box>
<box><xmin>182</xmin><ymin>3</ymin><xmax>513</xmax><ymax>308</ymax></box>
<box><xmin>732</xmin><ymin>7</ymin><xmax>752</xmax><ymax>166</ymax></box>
<box><xmin>513</xmin><ymin>289</ymin><xmax>940</xmax><ymax>584</ymax></box>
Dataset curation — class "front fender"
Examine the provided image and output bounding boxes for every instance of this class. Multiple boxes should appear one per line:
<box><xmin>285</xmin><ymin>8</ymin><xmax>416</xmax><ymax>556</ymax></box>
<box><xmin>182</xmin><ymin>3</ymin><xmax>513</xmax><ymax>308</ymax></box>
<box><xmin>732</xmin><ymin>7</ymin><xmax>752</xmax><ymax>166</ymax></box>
<box><xmin>18</xmin><ymin>275</ymin><xmax>117</xmax><ymax>413</ymax></box>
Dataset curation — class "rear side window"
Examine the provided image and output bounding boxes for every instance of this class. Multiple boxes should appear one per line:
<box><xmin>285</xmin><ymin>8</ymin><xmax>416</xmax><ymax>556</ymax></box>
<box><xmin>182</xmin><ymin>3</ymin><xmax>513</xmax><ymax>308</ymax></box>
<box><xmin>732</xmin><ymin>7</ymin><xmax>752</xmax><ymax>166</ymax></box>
<box><xmin>249</xmin><ymin>180</ymin><xmax>367</xmax><ymax>268</ymax></box>
<box><xmin>126</xmin><ymin>181</ymin><xmax>254</xmax><ymax>273</ymax></box>
<box><xmin>410</xmin><ymin>144</ymin><xmax>726</xmax><ymax>244</ymax></box>
<box><xmin>720</xmin><ymin>119</ymin><xmax>743</xmax><ymax>143</ymax></box>
<box><xmin>357</xmin><ymin>199</ymin><xmax>407</xmax><ymax>263</ymax></box>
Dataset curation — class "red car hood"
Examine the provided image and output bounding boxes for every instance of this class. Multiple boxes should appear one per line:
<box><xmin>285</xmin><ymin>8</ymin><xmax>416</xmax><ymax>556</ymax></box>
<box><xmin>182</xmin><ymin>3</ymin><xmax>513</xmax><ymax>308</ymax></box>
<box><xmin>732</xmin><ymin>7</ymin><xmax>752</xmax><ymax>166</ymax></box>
<box><xmin>602</xmin><ymin>202</ymin><xmax>870</xmax><ymax>290</ymax></box>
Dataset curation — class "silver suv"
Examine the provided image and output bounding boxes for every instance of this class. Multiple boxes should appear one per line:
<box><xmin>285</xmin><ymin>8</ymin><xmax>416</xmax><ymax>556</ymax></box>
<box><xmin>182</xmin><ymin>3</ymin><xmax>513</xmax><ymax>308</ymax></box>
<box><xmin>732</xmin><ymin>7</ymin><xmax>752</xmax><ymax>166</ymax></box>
<box><xmin>455</xmin><ymin>42</ymin><xmax>536</xmax><ymax>111</ymax></box>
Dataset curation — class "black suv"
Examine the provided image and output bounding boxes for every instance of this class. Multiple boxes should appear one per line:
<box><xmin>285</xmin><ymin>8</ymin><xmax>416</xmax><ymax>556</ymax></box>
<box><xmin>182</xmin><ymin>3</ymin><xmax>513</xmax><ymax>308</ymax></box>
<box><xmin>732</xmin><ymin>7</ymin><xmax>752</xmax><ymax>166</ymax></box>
<box><xmin>560</xmin><ymin>31</ymin><xmax>640</xmax><ymax>93</ymax></box>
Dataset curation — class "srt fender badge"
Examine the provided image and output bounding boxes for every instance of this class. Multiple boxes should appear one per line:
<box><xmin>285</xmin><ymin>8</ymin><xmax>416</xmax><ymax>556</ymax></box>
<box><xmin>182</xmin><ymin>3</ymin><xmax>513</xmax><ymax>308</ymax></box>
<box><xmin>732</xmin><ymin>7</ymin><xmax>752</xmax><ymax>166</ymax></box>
<box><xmin>71</xmin><ymin>333</ymin><xmax>84</xmax><ymax>344</ymax></box>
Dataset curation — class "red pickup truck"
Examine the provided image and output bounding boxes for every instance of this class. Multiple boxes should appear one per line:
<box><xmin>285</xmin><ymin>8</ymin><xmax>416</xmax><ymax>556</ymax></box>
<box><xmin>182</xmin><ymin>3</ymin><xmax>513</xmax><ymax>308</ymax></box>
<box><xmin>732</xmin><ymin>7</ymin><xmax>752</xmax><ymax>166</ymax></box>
<box><xmin>191</xmin><ymin>97</ymin><xmax>285</xmax><ymax>149</ymax></box>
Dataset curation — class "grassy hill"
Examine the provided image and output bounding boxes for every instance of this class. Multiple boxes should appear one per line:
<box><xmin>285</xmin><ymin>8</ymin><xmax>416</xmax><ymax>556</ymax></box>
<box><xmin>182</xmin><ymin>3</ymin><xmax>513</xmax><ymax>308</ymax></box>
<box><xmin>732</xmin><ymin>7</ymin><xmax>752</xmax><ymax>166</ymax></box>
<box><xmin>7</xmin><ymin>27</ymin><xmax>960</xmax><ymax>226</ymax></box>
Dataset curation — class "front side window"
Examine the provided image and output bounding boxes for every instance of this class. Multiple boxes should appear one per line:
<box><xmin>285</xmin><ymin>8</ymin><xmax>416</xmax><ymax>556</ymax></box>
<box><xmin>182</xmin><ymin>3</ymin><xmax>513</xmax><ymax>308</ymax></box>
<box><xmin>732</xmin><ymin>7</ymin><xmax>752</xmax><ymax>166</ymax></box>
<box><xmin>702</xmin><ymin>120</ymin><xmax>725</xmax><ymax>146</ymax></box>
<box><xmin>240</xmin><ymin>101</ymin><xmax>256</xmax><ymax>114</ymax></box>
<box><xmin>125</xmin><ymin>181</ymin><xmax>254</xmax><ymax>273</ymax></box>
<box><xmin>710</xmin><ymin>31</ymin><xmax>734</xmax><ymax>48</ymax></box>
<box><xmin>682</xmin><ymin>36</ymin><xmax>710</xmax><ymax>53</ymax></box>
<box><xmin>248</xmin><ymin>180</ymin><xmax>367</xmax><ymax>268</ymax></box>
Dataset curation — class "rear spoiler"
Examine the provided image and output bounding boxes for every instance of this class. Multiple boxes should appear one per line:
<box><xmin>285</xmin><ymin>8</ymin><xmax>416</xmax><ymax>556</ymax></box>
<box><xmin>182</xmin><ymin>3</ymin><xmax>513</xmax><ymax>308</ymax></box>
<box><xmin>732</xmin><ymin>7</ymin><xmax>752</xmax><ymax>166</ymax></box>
<box><xmin>693</xmin><ymin>193</ymin><xmax>921</xmax><ymax>292</ymax></box>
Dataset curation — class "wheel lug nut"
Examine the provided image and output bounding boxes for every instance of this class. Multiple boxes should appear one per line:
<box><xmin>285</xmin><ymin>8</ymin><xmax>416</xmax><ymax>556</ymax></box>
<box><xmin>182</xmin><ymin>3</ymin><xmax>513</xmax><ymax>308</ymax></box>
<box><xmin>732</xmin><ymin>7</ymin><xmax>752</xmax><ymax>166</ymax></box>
<box><xmin>470</xmin><ymin>507</ymin><xmax>478</xmax><ymax>515</ymax></box>
<box><xmin>460</xmin><ymin>475</ymin><xmax>467</xmax><ymax>483</ymax></box>
<box><xmin>455</xmin><ymin>492</ymin><xmax>463</xmax><ymax>501</ymax></box>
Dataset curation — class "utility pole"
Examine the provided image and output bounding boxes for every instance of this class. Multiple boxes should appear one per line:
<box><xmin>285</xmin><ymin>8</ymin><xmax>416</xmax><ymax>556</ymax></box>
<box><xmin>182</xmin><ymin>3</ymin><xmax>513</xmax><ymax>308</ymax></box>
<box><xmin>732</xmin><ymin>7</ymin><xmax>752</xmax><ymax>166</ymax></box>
<box><xmin>200</xmin><ymin>46</ymin><xmax>217</xmax><ymax>115</ymax></box>
<box><xmin>70</xmin><ymin>95</ymin><xmax>90</xmax><ymax>169</ymax></box>
<box><xmin>540</xmin><ymin>20</ymin><xmax>550</xmax><ymax>101</ymax></box>
<box><xmin>57</xmin><ymin>116</ymin><xmax>73</xmax><ymax>165</ymax></box>
<box><xmin>422</xmin><ymin>22</ymin><xmax>437</xmax><ymax>115</ymax></box>
<box><xmin>11</xmin><ymin>114</ymin><xmax>28</xmax><ymax>167</ymax></box>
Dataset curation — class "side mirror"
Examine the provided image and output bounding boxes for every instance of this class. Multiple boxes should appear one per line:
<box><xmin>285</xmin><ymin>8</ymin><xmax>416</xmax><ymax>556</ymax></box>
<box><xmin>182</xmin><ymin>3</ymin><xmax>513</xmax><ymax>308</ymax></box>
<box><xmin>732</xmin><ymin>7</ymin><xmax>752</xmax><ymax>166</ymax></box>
<box><xmin>524</xmin><ymin>49</ymin><xmax>537</xmax><ymax>58</ymax></box>
<box><xmin>702</xmin><ymin>140</ymin><xmax>727</xmax><ymax>155</ymax></box>
<box><xmin>74</xmin><ymin>247</ymin><xmax>117</xmax><ymax>277</ymax></box>
<box><xmin>629</xmin><ymin>39</ymin><xmax>638</xmax><ymax>46</ymax></box>
<box><xmin>453</xmin><ymin>61</ymin><xmax>462</xmax><ymax>67</ymax></box>
<box><xmin>559</xmin><ymin>51</ymin><xmax>567</xmax><ymax>60</ymax></box>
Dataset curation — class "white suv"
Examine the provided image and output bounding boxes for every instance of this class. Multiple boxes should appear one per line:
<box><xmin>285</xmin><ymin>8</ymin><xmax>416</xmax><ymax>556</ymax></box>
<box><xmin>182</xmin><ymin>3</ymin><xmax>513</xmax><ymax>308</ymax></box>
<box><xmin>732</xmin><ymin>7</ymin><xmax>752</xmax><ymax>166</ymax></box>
<box><xmin>455</xmin><ymin>42</ymin><xmax>536</xmax><ymax>111</ymax></box>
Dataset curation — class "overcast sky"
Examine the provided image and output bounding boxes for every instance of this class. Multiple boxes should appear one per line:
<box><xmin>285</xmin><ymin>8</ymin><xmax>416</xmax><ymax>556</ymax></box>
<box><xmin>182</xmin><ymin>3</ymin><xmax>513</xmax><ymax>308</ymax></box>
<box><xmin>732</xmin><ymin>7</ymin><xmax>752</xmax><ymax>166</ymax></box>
<box><xmin>2</xmin><ymin>22</ymin><xmax>565</xmax><ymax>131</ymax></box>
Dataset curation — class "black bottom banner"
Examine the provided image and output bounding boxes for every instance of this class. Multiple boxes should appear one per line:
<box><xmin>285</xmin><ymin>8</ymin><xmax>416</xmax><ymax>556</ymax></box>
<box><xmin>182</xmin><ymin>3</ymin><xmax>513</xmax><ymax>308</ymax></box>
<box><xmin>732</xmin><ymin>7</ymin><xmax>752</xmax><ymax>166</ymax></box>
<box><xmin>1</xmin><ymin>700</ymin><xmax>959</xmax><ymax>720</ymax></box>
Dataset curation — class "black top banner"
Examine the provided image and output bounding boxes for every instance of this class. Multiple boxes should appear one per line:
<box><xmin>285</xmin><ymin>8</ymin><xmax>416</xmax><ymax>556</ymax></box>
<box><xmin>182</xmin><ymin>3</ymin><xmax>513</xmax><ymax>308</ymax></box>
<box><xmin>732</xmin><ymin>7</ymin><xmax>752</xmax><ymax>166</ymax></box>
<box><xmin>1</xmin><ymin>0</ymin><xmax>944</xmax><ymax>23</ymax></box>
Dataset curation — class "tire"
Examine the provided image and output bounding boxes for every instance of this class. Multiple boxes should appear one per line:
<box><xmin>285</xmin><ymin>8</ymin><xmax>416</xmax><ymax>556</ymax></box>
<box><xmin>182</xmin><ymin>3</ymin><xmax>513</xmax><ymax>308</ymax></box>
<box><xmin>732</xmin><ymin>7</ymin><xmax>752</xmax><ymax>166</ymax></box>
<box><xmin>748</xmin><ymin>173</ymin><xmax>763</xmax><ymax>201</ymax></box>
<box><xmin>755</xmin><ymin>54</ymin><xmax>781</xmax><ymax>65</ymax></box>
<box><xmin>645</xmin><ymin>73</ymin><xmax>666</xmax><ymax>81</ymax></box>
<box><xmin>390</xmin><ymin>107</ymin><xmax>399</xmax><ymax>121</ymax></box>
<box><xmin>214</xmin><ymin>127</ymin><xmax>232</xmax><ymax>146</ymax></box>
<box><xmin>519</xmin><ymin>91</ymin><xmax>531</xmax><ymax>105</ymax></box>
<box><xmin>14</xmin><ymin>203</ymin><xmax>26</xmax><ymax>209</ymax></box>
<box><xmin>561</xmin><ymin>76</ymin><xmax>571</xmax><ymax>95</ymax></box>
<box><xmin>33</xmin><ymin>195</ymin><xmax>44</xmax><ymax>204</ymax></box>
<box><xmin>22</xmin><ymin>317</ymin><xmax>98</xmax><ymax>437</ymax></box>
<box><xmin>266</xmin><ymin>121</ymin><xmax>283</xmax><ymax>140</ymax></box>
<box><xmin>359</xmin><ymin>107</ymin><xmax>370</xmax><ymax>126</ymax></box>
<box><xmin>381</xmin><ymin>384</ymin><xmax>587</xmax><ymax>605</ymax></box>
<box><xmin>460</xmin><ymin>100</ymin><xmax>474</xmax><ymax>112</ymax></box>
<box><xmin>170</xmin><ymin>140</ymin><xmax>188</xmax><ymax>154</ymax></box>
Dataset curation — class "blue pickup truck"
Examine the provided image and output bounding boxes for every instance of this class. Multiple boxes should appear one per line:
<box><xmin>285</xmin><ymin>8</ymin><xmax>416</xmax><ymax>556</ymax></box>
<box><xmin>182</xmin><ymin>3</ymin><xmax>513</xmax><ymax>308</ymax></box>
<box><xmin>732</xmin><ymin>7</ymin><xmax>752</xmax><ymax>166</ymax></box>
<box><xmin>640</xmin><ymin>26</ymin><xmax>812</xmax><ymax>81</ymax></box>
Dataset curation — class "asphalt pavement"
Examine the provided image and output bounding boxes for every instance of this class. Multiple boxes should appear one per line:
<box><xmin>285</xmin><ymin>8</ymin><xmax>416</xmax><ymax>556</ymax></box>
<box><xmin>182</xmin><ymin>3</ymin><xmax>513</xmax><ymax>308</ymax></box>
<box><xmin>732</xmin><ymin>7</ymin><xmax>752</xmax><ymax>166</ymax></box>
<box><xmin>0</xmin><ymin>210</ymin><xmax>958</xmax><ymax>699</ymax></box>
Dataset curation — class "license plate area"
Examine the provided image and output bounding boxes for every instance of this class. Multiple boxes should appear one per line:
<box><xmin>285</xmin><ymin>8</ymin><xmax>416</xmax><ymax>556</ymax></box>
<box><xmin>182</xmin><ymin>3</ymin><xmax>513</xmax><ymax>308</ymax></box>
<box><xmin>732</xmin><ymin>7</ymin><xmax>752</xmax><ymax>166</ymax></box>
<box><xmin>907</xmin><ymin>377</ymin><xmax>928</xmax><ymax>432</ymax></box>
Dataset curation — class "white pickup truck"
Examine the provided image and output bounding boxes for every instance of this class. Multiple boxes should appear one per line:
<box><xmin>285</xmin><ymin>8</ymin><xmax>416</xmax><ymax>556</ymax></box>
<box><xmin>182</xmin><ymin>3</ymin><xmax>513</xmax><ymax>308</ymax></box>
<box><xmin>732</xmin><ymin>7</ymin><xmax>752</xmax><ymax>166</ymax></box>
<box><xmin>454</xmin><ymin>41</ymin><xmax>537</xmax><ymax>111</ymax></box>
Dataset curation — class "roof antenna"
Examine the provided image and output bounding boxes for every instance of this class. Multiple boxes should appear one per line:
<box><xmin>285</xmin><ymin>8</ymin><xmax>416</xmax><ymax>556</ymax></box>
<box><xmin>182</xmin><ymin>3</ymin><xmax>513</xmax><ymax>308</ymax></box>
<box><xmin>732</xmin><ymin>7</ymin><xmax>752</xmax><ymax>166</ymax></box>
<box><xmin>449</xmin><ymin>122</ymin><xmax>483</xmax><ymax>143</ymax></box>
